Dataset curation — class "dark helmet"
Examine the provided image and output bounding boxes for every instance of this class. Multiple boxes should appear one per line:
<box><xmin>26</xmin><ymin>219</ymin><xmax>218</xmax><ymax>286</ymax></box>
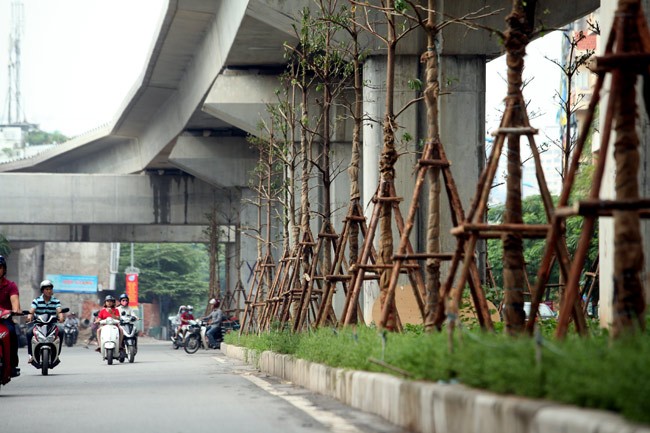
<box><xmin>105</xmin><ymin>295</ymin><xmax>116</xmax><ymax>302</ymax></box>
<box><xmin>0</xmin><ymin>255</ymin><xmax>6</xmax><ymax>274</ymax></box>
<box><xmin>40</xmin><ymin>279</ymin><xmax>54</xmax><ymax>292</ymax></box>
<box><xmin>119</xmin><ymin>293</ymin><xmax>129</xmax><ymax>302</ymax></box>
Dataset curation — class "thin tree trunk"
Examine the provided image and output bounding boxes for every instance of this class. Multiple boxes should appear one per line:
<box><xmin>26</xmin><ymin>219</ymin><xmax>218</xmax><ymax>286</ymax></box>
<box><xmin>422</xmin><ymin>0</ymin><xmax>441</xmax><ymax>332</ymax></box>
<box><xmin>612</xmin><ymin>0</ymin><xmax>646</xmax><ymax>336</ymax></box>
<box><xmin>378</xmin><ymin>7</ymin><xmax>399</xmax><ymax>331</ymax></box>
<box><xmin>348</xmin><ymin>14</ymin><xmax>363</xmax><ymax>268</ymax></box>
<box><xmin>209</xmin><ymin>206</ymin><xmax>218</xmax><ymax>304</ymax></box>
<box><xmin>502</xmin><ymin>3</ymin><xmax>528</xmax><ymax>335</ymax></box>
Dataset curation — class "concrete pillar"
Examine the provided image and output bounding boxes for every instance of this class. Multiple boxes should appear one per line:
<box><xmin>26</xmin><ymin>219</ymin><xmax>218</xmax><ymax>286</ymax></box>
<box><xmin>437</xmin><ymin>55</ymin><xmax>486</xmax><ymax>264</ymax></box>
<box><xmin>15</xmin><ymin>244</ymin><xmax>44</xmax><ymax>307</ymax></box>
<box><xmin>238</xmin><ymin>187</ymin><xmax>260</xmax><ymax>299</ymax></box>
<box><xmin>361</xmin><ymin>55</ymin><xmax>421</xmax><ymax>323</ymax></box>
<box><xmin>598</xmin><ymin>0</ymin><xmax>650</xmax><ymax>327</ymax></box>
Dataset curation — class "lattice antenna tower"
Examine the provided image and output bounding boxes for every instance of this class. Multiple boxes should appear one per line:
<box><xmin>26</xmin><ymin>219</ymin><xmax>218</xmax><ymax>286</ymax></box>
<box><xmin>4</xmin><ymin>0</ymin><xmax>26</xmax><ymax>125</ymax></box>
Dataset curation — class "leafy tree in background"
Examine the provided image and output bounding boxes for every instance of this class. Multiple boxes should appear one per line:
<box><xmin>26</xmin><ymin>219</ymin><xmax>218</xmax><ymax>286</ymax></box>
<box><xmin>0</xmin><ymin>234</ymin><xmax>11</xmax><ymax>257</ymax></box>
<box><xmin>26</xmin><ymin>129</ymin><xmax>68</xmax><ymax>145</ymax></box>
<box><xmin>487</xmin><ymin>182</ymin><xmax>598</xmax><ymax>305</ymax></box>
<box><xmin>115</xmin><ymin>243</ymin><xmax>210</xmax><ymax>312</ymax></box>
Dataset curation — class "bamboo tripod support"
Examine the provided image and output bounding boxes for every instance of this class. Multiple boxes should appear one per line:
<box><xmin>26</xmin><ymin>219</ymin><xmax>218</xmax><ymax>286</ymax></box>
<box><xmin>257</xmin><ymin>247</ymin><xmax>294</xmax><ymax>330</ymax></box>
<box><xmin>340</xmin><ymin>178</ymin><xmax>427</xmax><ymax>330</ymax></box>
<box><xmin>433</xmin><ymin>5</ymin><xmax>586</xmax><ymax>333</ymax></box>
<box><xmin>239</xmin><ymin>252</ymin><xmax>275</xmax><ymax>334</ymax></box>
<box><xmin>381</xmin><ymin>137</ymin><xmax>494</xmax><ymax>330</ymax></box>
<box><xmin>528</xmin><ymin>0</ymin><xmax>650</xmax><ymax>337</ymax></box>
<box><xmin>273</xmin><ymin>229</ymin><xmax>319</xmax><ymax>330</ymax></box>
<box><xmin>292</xmin><ymin>223</ymin><xmax>340</xmax><ymax>332</ymax></box>
<box><xmin>228</xmin><ymin>278</ymin><xmax>247</xmax><ymax>320</ymax></box>
<box><xmin>315</xmin><ymin>199</ymin><xmax>372</xmax><ymax>327</ymax></box>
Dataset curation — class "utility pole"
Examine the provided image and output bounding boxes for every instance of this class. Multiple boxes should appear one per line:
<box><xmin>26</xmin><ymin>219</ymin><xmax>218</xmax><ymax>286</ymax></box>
<box><xmin>4</xmin><ymin>0</ymin><xmax>26</xmax><ymax>125</ymax></box>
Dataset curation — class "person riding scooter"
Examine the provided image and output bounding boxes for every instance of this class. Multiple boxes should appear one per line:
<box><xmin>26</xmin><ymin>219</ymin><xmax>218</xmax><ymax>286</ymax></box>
<box><xmin>116</xmin><ymin>293</ymin><xmax>138</xmax><ymax>354</ymax></box>
<box><xmin>172</xmin><ymin>305</ymin><xmax>187</xmax><ymax>342</ymax></box>
<box><xmin>0</xmin><ymin>255</ymin><xmax>22</xmax><ymax>377</ymax></box>
<box><xmin>63</xmin><ymin>312</ymin><xmax>80</xmax><ymax>346</ymax></box>
<box><xmin>181</xmin><ymin>305</ymin><xmax>195</xmax><ymax>325</ymax></box>
<box><xmin>201</xmin><ymin>299</ymin><xmax>224</xmax><ymax>349</ymax></box>
<box><xmin>26</xmin><ymin>280</ymin><xmax>64</xmax><ymax>364</ymax></box>
<box><xmin>95</xmin><ymin>296</ymin><xmax>122</xmax><ymax>352</ymax></box>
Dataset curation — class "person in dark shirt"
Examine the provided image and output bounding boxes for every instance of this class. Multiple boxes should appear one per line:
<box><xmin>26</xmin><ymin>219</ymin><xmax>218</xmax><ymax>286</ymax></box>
<box><xmin>201</xmin><ymin>299</ymin><xmax>224</xmax><ymax>349</ymax></box>
<box><xmin>0</xmin><ymin>256</ymin><xmax>21</xmax><ymax>377</ymax></box>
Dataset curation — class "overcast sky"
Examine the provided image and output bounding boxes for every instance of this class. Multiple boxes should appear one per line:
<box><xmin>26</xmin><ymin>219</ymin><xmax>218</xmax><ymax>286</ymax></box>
<box><xmin>0</xmin><ymin>0</ymin><xmax>165</xmax><ymax>137</ymax></box>
<box><xmin>486</xmin><ymin>30</ymin><xmax>564</xmax><ymax>136</ymax></box>
<box><xmin>0</xmin><ymin>1</ymin><xmax>563</xmax><ymax>141</ymax></box>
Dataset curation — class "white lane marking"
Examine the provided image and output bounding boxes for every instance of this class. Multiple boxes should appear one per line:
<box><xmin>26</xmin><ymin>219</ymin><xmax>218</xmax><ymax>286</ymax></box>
<box><xmin>242</xmin><ymin>373</ymin><xmax>363</xmax><ymax>433</ymax></box>
<box><xmin>212</xmin><ymin>357</ymin><xmax>226</xmax><ymax>363</ymax></box>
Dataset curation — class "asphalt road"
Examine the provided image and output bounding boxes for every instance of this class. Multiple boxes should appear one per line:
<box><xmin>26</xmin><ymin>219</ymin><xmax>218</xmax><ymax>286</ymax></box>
<box><xmin>1</xmin><ymin>339</ymin><xmax>408</xmax><ymax>433</ymax></box>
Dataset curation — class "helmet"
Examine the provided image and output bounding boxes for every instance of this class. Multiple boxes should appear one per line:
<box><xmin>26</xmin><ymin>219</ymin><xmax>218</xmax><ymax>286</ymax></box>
<box><xmin>211</xmin><ymin>299</ymin><xmax>221</xmax><ymax>307</ymax></box>
<box><xmin>187</xmin><ymin>305</ymin><xmax>194</xmax><ymax>311</ymax></box>
<box><xmin>179</xmin><ymin>305</ymin><xmax>187</xmax><ymax>310</ymax></box>
<box><xmin>40</xmin><ymin>279</ymin><xmax>54</xmax><ymax>292</ymax></box>
<box><xmin>0</xmin><ymin>255</ymin><xmax>6</xmax><ymax>269</ymax></box>
<box><xmin>104</xmin><ymin>295</ymin><xmax>116</xmax><ymax>302</ymax></box>
<box><xmin>119</xmin><ymin>293</ymin><xmax>129</xmax><ymax>301</ymax></box>
<box><xmin>209</xmin><ymin>298</ymin><xmax>216</xmax><ymax>305</ymax></box>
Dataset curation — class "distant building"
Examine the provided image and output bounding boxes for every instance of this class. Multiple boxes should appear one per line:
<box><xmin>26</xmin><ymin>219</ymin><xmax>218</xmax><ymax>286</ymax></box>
<box><xmin>563</xmin><ymin>10</ymin><xmax>600</xmax><ymax>165</ymax></box>
<box><xmin>0</xmin><ymin>124</ymin><xmax>56</xmax><ymax>163</ymax></box>
<box><xmin>0</xmin><ymin>125</ymin><xmax>23</xmax><ymax>149</ymax></box>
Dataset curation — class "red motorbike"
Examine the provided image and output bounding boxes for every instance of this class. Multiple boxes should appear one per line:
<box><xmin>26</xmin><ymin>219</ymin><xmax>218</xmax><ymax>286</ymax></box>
<box><xmin>0</xmin><ymin>307</ymin><xmax>25</xmax><ymax>390</ymax></box>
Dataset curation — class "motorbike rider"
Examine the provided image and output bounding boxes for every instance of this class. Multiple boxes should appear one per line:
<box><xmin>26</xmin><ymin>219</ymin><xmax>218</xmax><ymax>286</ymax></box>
<box><xmin>116</xmin><ymin>293</ymin><xmax>138</xmax><ymax>352</ymax></box>
<box><xmin>64</xmin><ymin>312</ymin><xmax>79</xmax><ymax>328</ymax></box>
<box><xmin>64</xmin><ymin>312</ymin><xmax>80</xmax><ymax>344</ymax></box>
<box><xmin>0</xmin><ymin>255</ymin><xmax>22</xmax><ymax>377</ymax></box>
<box><xmin>172</xmin><ymin>305</ymin><xmax>187</xmax><ymax>340</ymax></box>
<box><xmin>84</xmin><ymin>310</ymin><xmax>99</xmax><ymax>348</ymax></box>
<box><xmin>173</xmin><ymin>305</ymin><xmax>195</xmax><ymax>343</ymax></box>
<box><xmin>94</xmin><ymin>295</ymin><xmax>122</xmax><ymax>352</ymax></box>
<box><xmin>26</xmin><ymin>279</ymin><xmax>65</xmax><ymax>364</ymax></box>
<box><xmin>181</xmin><ymin>305</ymin><xmax>195</xmax><ymax>325</ymax></box>
<box><xmin>201</xmin><ymin>299</ymin><xmax>224</xmax><ymax>349</ymax></box>
<box><xmin>117</xmin><ymin>293</ymin><xmax>138</xmax><ymax>318</ymax></box>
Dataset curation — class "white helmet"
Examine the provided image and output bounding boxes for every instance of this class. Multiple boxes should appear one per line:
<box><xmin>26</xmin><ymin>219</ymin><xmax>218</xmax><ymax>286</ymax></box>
<box><xmin>40</xmin><ymin>279</ymin><xmax>54</xmax><ymax>292</ymax></box>
<box><xmin>209</xmin><ymin>299</ymin><xmax>217</xmax><ymax>305</ymax></box>
<box><xmin>187</xmin><ymin>305</ymin><xmax>194</xmax><ymax>311</ymax></box>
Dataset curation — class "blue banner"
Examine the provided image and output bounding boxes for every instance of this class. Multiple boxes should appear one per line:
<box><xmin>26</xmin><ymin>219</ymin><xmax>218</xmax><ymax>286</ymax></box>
<box><xmin>46</xmin><ymin>274</ymin><xmax>98</xmax><ymax>294</ymax></box>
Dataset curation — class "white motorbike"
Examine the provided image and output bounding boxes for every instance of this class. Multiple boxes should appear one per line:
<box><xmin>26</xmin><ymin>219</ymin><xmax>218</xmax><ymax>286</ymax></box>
<box><xmin>119</xmin><ymin>312</ymin><xmax>138</xmax><ymax>363</ymax></box>
<box><xmin>98</xmin><ymin>317</ymin><xmax>121</xmax><ymax>365</ymax></box>
<box><xmin>29</xmin><ymin>307</ymin><xmax>69</xmax><ymax>376</ymax></box>
<box><xmin>184</xmin><ymin>319</ymin><xmax>209</xmax><ymax>354</ymax></box>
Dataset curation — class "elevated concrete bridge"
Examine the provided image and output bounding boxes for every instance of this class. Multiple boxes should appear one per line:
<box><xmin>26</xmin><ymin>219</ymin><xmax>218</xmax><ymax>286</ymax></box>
<box><xmin>1</xmin><ymin>1</ymin><xmax>608</xmax><ymax>316</ymax></box>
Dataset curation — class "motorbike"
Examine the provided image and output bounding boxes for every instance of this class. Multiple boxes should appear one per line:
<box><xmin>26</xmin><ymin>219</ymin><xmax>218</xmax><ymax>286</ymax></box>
<box><xmin>184</xmin><ymin>319</ymin><xmax>210</xmax><ymax>354</ymax></box>
<box><xmin>223</xmin><ymin>316</ymin><xmax>241</xmax><ymax>333</ymax></box>
<box><xmin>63</xmin><ymin>321</ymin><xmax>78</xmax><ymax>347</ymax></box>
<box><xmin>98</xmin><ymin>316</ymin><xmax>121</xmax><ymax>365</ymax></box>
<box><xmin>119</xmin><ymin>311</ymin><xmax>138</xmax><ymax>363</ymax></box>
<box><xmin>29</xmin><ymin>307</ymin><xmax>69</xmax><ymax>376</ymax></box>
<box><xmin>0</xmin><ymin>308</ymin><xmax>27</xmax><ymax>389</ymax></box>
<box><xmin>171</xmin><ymin>325</ymin><xmax>188</xmax><ymax>350</ymax></box>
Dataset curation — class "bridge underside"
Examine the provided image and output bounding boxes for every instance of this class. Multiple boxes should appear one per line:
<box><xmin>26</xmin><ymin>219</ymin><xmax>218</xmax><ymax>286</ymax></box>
<box><xmin>0</xmin><ymin>173</ymin><xmax>239</xmax><ymax>243</ymax></box>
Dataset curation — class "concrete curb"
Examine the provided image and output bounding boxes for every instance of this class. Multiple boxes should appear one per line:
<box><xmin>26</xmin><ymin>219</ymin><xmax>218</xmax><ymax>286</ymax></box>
<box><xmin>222</xmin><ymin>343</ymin><xmax>650</xmax><ymax>433</ymax></box>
